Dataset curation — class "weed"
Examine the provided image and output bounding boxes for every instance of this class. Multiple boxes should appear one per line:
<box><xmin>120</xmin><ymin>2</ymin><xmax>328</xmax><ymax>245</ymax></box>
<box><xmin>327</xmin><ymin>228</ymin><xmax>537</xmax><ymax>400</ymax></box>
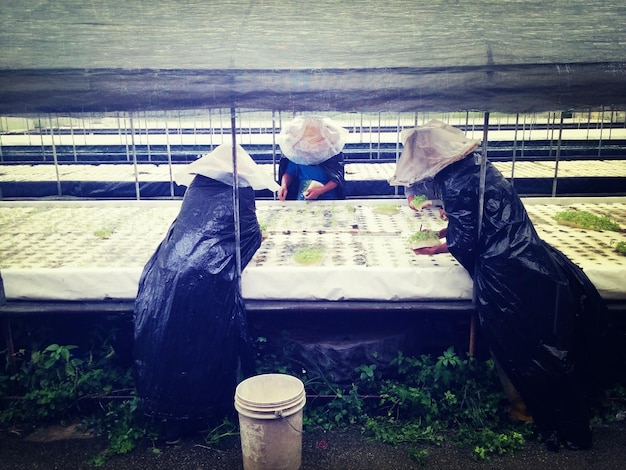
<box><xmin>202</xmin><ymin>418</ymin><xmax>239</xmax><ymax>447</ymax></box>
<box><xmin>3</xmin><ymin>331</ymin><xmax>623</xmax><ymax>467</ymax></box>
<box><xmin>0</xmin><ymin>336</ymin><xmax>146</xmax><ymax>467</ymax></box>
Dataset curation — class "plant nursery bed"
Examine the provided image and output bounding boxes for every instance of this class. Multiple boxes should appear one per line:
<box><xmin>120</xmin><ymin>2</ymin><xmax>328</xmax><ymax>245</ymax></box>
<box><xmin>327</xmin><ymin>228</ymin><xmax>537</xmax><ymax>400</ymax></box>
<box><xmin>0</xmin><ymin>197</ymin><xmax>625</xmax><ymax>305</ymax></box>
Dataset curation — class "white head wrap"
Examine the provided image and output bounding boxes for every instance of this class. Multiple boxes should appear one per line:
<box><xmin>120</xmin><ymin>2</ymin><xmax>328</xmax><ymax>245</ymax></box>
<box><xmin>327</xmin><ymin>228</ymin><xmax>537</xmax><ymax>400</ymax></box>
<box><xmin>388</xmin><ymin>119</ymin><xmax>481</xmax><ymax>186</ymax></box>
<box><xmin>174</xmin><ymin>143</ymin><xmax>280</xmax><ymax>191</ymax></box>
<box><xmin>276</xmin><ymin>116</ymin><xmax>349</xmax><ymax>165</ymax></box>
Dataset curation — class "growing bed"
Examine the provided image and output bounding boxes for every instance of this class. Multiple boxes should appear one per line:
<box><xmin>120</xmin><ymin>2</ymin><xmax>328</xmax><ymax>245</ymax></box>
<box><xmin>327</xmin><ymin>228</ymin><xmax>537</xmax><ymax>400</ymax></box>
<box><xmin>1</xmin><ymin>197</ymin><xmax>625</xmax><ymax>306</ymax></box>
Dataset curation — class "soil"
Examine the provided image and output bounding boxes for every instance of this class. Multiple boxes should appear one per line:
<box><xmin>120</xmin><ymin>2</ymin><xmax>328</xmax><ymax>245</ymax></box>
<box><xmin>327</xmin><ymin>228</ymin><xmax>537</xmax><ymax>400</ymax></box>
<box><xmin>1</xmin><ymin>422</ymin><xmax>625</xmax><ymax>470</ymax></box>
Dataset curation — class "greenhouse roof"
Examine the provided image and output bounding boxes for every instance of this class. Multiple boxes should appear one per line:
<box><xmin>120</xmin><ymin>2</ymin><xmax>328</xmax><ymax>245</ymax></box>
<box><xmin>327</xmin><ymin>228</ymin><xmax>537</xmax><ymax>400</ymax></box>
<box><xmin>1</xmin><ymin>0</ymin><xmax>625</xmax><ymax>114</ymax></box>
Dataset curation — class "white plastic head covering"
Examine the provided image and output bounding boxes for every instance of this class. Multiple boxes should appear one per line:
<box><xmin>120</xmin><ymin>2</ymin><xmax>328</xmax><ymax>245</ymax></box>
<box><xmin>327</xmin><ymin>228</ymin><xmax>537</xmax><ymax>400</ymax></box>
<box><xmin>388</xmin><ymin>119</ymin><xmax>481</xmax><ymax>186</ymax></box>
<box><xmin>276</xmin><ymin>116</ymin><xmax>349</xmax><ymax>165</ymax></box>
<box><xmin>174</xmin><ymin>143</ymin><xmax>281</xmax><ymax>191</ymax></box>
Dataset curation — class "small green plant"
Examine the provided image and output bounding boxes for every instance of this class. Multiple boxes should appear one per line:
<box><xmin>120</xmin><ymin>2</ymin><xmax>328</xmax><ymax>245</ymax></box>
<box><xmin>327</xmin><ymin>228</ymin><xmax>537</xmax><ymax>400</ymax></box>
<box><xmin>407</xmin><ymin>230</ymin><xmax>441</xmax><ymax>249</ymax></box>
<box><xmin>554</xmin><ymin>210</ymin><xmax>621</xmax><ymax>232</ymax></box>
<box><xmin>89</xmin><ymin>395</ymin><xmax>150</xmax><ymax>465</ymax></box>
<box><xmin>293</xmin><ymin>245</ymin><xmax>325</xmax><ymax>265</ymax></box>
<box><xmin>408</xmin><ymin>447</ymin><xmax>430</xmax><ymax>466</ymax></box>
<box><xmin>372</xmin><ymin>203</ymin><xmax>400</xmax><ymax>215</ymax></box>
<box><xmin>0</xmin><ymin>337</ymin><xmax>145</xmax><ymax>467</ymax></box>
<box><xmin>258</xmin><ymin>222</ymin><xmax>268</xmax><ymax>240</ymax></box>
<box><xmin>614</xmin><ymin>240</ymin><xmax>626</xmax><ymax>256</ymax></box>
<box><xmin>202</xmin><ymin>418</ymin><xmax>239</xmax><ymax>447</ymax></box>
<box><xmin>301</xmin><ymin>180</ymin><xmax>323</xmax><ymax>197</ymax></box>
<box><xmin>1</xmin><ymin>343</ymin><xmax>84</xmax><ymax>423</ymax></box>
<box><xmin>5</xmin><ymin>329</ymin><xmax>621</xmax><ymax>468</ymax></box>
<box><xmin>356</xmin><ymin>364</ymin><xmax>379</xmax><ymax>382</ymax></box>
<box><xmin>409</xmin><ymin>195</ymin><xmax>429</xmax><ymax>210</ymax></box>
<box><xmin>93</xmin><ymin>227</ymin><xmax>114</xmax><ymax>239</ymax></box>
<box><xmin>464</xmin><ymin>427</ymin><xmax>526</xmax><ymax>461</ymax></box>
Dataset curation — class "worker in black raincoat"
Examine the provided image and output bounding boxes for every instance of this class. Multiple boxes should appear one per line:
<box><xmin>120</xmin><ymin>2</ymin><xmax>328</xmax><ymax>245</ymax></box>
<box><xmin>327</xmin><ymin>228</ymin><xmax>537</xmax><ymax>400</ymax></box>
<box><xmin>389</xmin><ymin>119</ymin><xmax>622</xmax><ymax>452</ymax></box>
<box><xmin>276</xmin><ymin>116</ymin><xmax>348</xmax><ymax>200</ymax></box>
<box><xmin>133</xmin><ymin>144</ymin><xmax>280</xmax><ymax>444</ymax></box>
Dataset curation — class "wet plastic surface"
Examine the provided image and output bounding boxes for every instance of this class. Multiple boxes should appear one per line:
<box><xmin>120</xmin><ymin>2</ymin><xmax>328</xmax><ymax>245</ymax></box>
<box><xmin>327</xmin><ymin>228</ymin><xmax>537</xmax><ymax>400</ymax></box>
<box><xmin>433</xmin><ymin>156</ymin><xmax>624</xmax><ymax>448</ymax></box>
<box><xmin>133</xmin><ymin>175</ymin><xmax>261</xmax><ymax>421</ymax></box>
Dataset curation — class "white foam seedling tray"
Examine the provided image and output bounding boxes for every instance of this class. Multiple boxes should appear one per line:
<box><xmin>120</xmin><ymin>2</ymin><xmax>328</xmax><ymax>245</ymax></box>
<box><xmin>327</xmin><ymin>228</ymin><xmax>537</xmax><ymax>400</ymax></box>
<box><xmin>0</xmin><ymin>198</ymin><xmax>625</xmax><ymax>302</ymax></box>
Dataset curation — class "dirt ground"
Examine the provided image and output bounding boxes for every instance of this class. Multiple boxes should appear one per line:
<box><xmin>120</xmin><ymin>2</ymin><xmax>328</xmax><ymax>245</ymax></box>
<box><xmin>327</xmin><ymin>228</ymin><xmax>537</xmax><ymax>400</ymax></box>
<box><xmin>1</xmin><ymin>421</ymin><xmax>625</xmax><ymax>470</ymax></box>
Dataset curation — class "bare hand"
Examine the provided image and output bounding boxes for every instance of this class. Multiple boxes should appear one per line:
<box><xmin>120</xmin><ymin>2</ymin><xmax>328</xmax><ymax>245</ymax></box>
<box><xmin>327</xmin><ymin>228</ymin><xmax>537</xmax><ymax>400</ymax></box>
<box><xmin>412</xmin><ymin>243</ymin><xmax>449</xmax><ymax>255</ymax></box>
<box><xmin>278</xmin><ymin>186</ymin><xmax>288</xmax><ymax>201</ymax></box>
<box><xmin>304</xmin><ymin>186</ymin><xmax>324</xmax><ymax>200</ymax></box>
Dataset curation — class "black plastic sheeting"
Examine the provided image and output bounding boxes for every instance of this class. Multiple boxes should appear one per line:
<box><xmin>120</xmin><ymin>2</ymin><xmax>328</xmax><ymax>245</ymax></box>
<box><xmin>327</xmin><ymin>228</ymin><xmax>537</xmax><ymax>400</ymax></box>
<box><xmin>1</xmin><ymin>1</ymin><xmax>625</xmax><ymax>114</ymax></box>
<box><xmin>3</xmin><ymin>176</ymin><xmax>625</xmax><ymax>200</ymax></box>
<box><xmin>133</xmin><ymin>175</ymin><xmax>261</xmax><ymax>424</ymax></box>
<box><xmin>431</xmin><ymin>155</ymin><xmax>624</xmax><ymax>448</ymax></box>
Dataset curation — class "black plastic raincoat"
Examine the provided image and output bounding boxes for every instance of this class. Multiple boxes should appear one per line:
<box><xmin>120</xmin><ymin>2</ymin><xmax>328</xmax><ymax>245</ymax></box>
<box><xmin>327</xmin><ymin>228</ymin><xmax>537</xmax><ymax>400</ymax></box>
<box><xmin>433</xmin><ymin>154</ymin><xmax>615</xmax><ymax>448</ymax></box>
<box><xmin>133</xmin><ymin>175</ymin><xmax>261</xmax><ymax>423</ymax></box>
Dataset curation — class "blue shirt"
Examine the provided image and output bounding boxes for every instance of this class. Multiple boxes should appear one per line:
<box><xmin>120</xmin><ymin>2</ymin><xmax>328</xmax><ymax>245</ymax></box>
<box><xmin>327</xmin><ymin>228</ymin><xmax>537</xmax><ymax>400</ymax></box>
<box><xmin>285</xmin><ymin>160</ymin><xmax>340</xmax><ymax>200</ymax></box>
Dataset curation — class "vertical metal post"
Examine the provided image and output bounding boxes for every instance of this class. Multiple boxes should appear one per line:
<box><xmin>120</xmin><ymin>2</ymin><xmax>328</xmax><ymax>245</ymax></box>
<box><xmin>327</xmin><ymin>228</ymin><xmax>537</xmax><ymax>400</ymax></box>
<box><xmin>209</xmin><ymin>109</ymin><xmax>213</xmax><ymax>148</ymax></box>
<box><xmin>164</xmin><ymin>113</ymin><xmax>174</xmax><ymax>198</ymax></box>
<box><xmin>470</xmin><ymin>111</ymin><xmax>490</xmax><ymax>356</ymax></box>
<box><xmin>145</xmin><ymin>111</ymin><xmax>152</xmax><ymax>163</ymax></box>
<box><xmin>230</xmin><ymin>107</ymin><xmax>243</xmax><ymax>293</ymax></box>
<box><xmin>368</xmin><ymin>114</ymin><xmax>373</xmax><ymax>160</ymax></box>
<box><xmin>511</xmin><ymin>113</ymin><xmax>519</xmax><ymax>180</ymax></box>
<box><xmin>597</xmin><ymin>106</ymin><xmax>605</xmax><ymax>159</ymax></box>
<box><xmin>271</xmin><ymin>110</ymin><xmax>278</xmax><ymax>191</ymax></box>
<box><xmin>520</xmin><ymin>113</ymin><xmax>527</xmax><ymax>169</ymax></box>
<box><xmin>38</xmin><ymin>115</ymin><xmax>47</xmax><ymax>161</ymax></box>
<box><xmin>551</xmin><ymin>112</ymin><xmax>564</xmax><ymax>197</ymax></box>
<box><xmin>394</xmin><ymin>114</ymin><xmax>401</xmax><ymax>197</ymax></box>
<box><xmin>377</xmin><ymin>112</ymin><xmax>382</xmax><ymax>161</ymax></box>
<box><xmin>129</xmin><ymin>113</ymin><xmax>141</xmax><ymax>200</ymax></box>
<box><xmin>477</xmin><ymin>113</ymin><xmax>489</xmax><ymax>240</ymax></box>
<box><xmin>69</xmin><ymin>115</ymin><xmax>78</xmax><ymax>162</ymax></box>
<box><xmin>49</xmin><ymin>116</ymin><xmax>62</xmax><ymax>196</ymax></box>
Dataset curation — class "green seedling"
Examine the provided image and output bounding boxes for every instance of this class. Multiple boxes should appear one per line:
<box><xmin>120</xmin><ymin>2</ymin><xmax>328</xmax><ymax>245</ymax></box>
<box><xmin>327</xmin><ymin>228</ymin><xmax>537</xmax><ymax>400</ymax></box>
<box><xmin>554</xmin><ymin>210</ymin><xmax>621</xmax><ymax>232</ymax></box>
<box><xmin>409</xmin><ymin>195</ymin><xmax>429</xmax><ymax>210</ymax></box>
<box><xmin>293</xmin><ymin>246</ymin><xmax>325</xmax><ymax>265</ymax></box>
<box><xmin>372</xmin><ymin>203</ymin><xmax>400</xmax><ymax>215</ymax></box>
<box><xmin>94</xmin><ymin>227</ymin><xmax>114</xmax><ymax>239</ymax></box>
<box><xmin>407</xmin><ymin>230</ymin><xmax>441</xmax><ymax>249</ymax></box>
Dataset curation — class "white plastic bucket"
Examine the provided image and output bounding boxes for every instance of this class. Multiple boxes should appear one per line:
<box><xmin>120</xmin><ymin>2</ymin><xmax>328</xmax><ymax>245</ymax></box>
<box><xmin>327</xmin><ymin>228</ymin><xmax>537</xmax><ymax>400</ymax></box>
<box><xmin>235</xmin><ymin>374</ymin><xmax>306</xmax><ymax>470</ymax></box>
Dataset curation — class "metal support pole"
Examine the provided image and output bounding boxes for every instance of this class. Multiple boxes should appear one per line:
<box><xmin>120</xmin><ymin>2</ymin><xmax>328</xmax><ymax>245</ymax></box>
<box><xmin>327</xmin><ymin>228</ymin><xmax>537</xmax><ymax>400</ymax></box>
<box><xmin>470</xmin><ymin>111</ymin><xmax>490</xmax><ymax>356</ymax></box>
<box><xmin>230</xmin><ymin>107</ymin><xmax>243</xmax><ymax>294</ymax></box>
<box><xmin>48</xmin><ymin>116</ymin><xmax>62</xmax><ymax>197</ymax></box>
<box><xmin>129</xmin><ymin>113</ymin><xmax>141</xmax><ymax>200</ymax></box>
<box><xmin>551</xmin><ymin>112</ymin><xmax>564</xmax><ymax>197</ymax></box>
<box><xmin>164</xmin><ymin>113</ymin><xmax>174</xmax><ymax>198</ymax></box>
